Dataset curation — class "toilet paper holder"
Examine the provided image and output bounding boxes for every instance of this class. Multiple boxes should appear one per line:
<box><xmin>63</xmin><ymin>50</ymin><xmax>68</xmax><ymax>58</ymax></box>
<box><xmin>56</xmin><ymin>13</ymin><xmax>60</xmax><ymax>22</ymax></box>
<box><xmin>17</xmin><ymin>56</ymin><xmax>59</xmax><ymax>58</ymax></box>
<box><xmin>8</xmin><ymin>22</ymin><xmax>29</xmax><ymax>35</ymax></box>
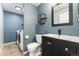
<box><xmin>25</xmin><ymin>35</ymin><xmax>29</xmax><ymax>39</ymax></box>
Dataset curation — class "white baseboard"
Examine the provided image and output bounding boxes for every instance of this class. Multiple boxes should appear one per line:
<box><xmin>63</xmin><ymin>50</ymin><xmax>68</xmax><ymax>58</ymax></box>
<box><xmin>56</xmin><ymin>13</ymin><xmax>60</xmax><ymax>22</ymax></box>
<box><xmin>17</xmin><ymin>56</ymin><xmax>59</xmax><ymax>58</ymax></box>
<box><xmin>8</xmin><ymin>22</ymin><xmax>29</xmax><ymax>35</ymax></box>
<box><xmin>3</xmin><ymin>41</ymin><xmax>16</xmax><ymax>46</ymax></box>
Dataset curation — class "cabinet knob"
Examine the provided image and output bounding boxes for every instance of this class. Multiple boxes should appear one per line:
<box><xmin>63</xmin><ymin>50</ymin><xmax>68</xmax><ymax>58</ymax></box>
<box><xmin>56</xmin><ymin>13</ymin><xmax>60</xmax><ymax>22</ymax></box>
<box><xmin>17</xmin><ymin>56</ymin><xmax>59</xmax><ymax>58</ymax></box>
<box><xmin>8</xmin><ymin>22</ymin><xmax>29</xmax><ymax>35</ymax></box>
<box><xmin>47</xmin><ymin>42</ymin><xmax>51</xmax><ymax>45</ymax></box>
<box><xmin>65</xmin><ymin>48</ymin><xmax>69</xmax><ymax>51</ymax></box>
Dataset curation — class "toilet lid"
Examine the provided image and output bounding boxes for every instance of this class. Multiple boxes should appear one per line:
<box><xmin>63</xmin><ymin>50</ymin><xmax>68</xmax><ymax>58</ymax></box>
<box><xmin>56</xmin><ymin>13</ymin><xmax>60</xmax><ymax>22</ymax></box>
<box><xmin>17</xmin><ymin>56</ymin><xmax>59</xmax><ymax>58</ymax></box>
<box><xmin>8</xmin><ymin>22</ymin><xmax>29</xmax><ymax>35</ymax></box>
<box><xmin>27</xmin><ymin>42</ymin><xmax>40</xmax><ymax>48</ymax></box>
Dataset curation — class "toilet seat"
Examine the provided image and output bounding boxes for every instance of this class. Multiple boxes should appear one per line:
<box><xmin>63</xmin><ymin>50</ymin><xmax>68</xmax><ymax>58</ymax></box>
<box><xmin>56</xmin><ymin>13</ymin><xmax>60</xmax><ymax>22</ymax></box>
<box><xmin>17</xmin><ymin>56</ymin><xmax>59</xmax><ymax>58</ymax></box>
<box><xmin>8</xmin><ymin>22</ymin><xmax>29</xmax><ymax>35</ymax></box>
<box><xmin>27</xmin><ymin>42</ymin><xmax>40</xmax><ymax>51</ymax></box>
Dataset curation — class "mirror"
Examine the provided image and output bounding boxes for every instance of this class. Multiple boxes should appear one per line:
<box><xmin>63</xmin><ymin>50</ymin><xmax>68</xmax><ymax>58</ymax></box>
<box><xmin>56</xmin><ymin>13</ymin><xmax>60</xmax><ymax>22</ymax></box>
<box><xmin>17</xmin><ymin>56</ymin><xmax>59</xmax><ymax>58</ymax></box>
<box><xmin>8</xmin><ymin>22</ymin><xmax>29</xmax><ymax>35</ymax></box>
<box><xmin>52</xmin><ymin>3</ymin><xmax>73</xmax><ymax>26</ymax></box>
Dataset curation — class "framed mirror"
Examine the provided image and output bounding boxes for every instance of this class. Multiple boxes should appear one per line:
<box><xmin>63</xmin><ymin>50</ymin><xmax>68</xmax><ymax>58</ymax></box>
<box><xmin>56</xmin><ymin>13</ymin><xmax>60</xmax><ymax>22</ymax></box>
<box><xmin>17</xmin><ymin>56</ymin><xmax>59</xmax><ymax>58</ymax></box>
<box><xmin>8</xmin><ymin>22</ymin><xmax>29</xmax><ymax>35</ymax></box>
<box><xmin>52</xmin><ymin>3</ymin><xmax>73</xmax><ymax>26</ymax></box>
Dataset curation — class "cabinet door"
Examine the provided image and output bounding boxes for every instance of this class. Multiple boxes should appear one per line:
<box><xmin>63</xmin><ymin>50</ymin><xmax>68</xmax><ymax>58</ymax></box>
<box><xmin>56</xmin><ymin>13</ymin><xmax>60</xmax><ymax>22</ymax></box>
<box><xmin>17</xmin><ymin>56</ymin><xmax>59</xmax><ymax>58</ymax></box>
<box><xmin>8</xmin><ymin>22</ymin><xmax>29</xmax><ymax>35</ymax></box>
<box><xmin>51</xmin><ymin>38</ymin><xmax>61</xmax><ymax>56</ymax></box>
<box><xmin>51</xmin><ymin>44</ymin><xmax>61</xmax><ymax>56</ymax></box>
<box><xmin>76</xmin><ymin>44</ymin><xmax>79</xmax><ymax>56</ymax></box>
<box><xmin>42</xmin><ymin>37</ymin><xmax>62</xmax><ymax>56</ymax></box>
<box><xmin>42</xmin><ymin>36</ymin><xmax>52</xmax><ymax>56</ymax></box>
<box><xmin>60</xmin><ymin>41</ymin><xmax>77</xmax><ymax>56</ymax></box>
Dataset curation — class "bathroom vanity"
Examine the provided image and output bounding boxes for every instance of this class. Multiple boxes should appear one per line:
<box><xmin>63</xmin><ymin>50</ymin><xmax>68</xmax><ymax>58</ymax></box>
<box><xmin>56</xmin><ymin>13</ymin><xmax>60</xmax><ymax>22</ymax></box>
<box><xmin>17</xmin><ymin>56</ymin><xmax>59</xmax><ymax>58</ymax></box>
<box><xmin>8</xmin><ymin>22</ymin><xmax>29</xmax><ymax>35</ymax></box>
<box><xmin>42</xmin><ymin>34</ymin><xmax>79</xmax><ymax>56</ymax></box>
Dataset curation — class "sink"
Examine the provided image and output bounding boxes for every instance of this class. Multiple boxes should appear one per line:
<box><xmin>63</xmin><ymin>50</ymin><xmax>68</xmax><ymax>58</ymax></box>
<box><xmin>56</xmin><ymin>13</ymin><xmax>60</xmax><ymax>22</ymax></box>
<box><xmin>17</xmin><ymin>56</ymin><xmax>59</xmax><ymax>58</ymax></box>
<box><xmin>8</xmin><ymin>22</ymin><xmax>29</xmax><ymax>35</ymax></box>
<box><xmin>43</xmin><ymin>34</ymin><xmax>79</xmax><ymax>43</ymax></box>
<box><xmin>43</xmin><ymin>34</ymin><xmax>59</xmax><ymax>38</ymax></box>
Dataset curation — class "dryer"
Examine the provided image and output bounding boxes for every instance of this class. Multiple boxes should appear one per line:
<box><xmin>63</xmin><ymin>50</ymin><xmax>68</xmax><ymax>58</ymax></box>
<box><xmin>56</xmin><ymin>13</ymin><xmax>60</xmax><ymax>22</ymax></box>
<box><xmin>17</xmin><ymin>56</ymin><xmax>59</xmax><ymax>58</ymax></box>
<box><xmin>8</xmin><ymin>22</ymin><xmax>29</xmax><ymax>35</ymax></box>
<box><xmin>16</xmin><ymin>30</ymin><xmax>23</xmax><ymax>51</ymax></box>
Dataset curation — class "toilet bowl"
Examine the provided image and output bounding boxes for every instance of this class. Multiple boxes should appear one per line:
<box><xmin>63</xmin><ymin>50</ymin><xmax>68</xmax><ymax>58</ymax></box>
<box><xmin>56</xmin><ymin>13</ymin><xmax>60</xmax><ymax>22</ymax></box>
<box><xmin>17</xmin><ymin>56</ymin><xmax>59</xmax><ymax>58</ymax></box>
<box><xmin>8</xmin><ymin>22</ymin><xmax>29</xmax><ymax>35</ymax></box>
<box><xmin>27</xmin><ymin>35</ymin><xmax>42</xmax><ymax>56</ymax></box>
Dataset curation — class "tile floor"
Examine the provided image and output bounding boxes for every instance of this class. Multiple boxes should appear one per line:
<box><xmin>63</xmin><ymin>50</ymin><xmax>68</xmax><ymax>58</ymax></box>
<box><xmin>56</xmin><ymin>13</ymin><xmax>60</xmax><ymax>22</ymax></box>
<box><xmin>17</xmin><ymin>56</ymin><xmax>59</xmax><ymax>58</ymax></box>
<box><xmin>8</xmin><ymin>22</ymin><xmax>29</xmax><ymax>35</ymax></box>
<box><xmin>0</xmin><ymin>43</ymin><xmax>26</xmax><ymax>56</ymax></box>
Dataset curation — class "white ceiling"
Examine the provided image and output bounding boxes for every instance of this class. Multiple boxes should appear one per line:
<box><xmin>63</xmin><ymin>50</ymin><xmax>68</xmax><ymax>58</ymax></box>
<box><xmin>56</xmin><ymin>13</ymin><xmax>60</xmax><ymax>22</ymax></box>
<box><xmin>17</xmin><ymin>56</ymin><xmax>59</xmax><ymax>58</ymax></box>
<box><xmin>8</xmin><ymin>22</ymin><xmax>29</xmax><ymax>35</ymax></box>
<box><xmin>2</xmin><ymin>3</ymin><xmax>40</xmax><ymax>15</ymax></box>
<box><xmin>2</xmin><ymin>3</ymin><xmax>24</xmax><ymax>15</ymax></box>
<box><xmin>32</xmin><ymin>3</ymin><xmax>40</xmax><ymax>7</ymax></box>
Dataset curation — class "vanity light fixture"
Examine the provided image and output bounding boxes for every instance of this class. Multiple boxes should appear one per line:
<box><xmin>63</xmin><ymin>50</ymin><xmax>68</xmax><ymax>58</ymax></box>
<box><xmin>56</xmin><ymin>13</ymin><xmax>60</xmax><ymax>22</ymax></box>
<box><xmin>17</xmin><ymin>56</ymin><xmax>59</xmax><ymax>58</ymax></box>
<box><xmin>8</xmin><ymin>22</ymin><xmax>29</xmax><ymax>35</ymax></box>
<box><xmin>15</xmin><ymin>6</ymin><xmax>21</xmax><ymax>11</ymax></box>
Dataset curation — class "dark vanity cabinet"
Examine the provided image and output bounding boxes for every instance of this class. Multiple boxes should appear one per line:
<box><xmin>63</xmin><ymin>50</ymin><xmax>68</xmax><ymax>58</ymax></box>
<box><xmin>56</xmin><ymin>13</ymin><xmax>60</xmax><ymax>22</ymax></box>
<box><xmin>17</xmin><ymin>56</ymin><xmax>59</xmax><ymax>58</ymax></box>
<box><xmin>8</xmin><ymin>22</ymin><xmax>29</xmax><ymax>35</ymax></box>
<box><xmin>42</xmin><ymin>36</ymin><xmax>79</xmax><ymax>56</ymax></box>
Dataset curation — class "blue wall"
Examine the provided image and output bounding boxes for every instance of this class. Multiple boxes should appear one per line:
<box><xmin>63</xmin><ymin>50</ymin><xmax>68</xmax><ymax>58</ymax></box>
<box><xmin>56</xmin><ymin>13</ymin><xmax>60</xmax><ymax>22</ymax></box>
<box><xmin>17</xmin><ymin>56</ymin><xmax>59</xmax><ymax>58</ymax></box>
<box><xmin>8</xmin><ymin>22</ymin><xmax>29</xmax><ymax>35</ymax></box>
<box><xmin>4</xmin><ymin>11</ymin><xmax>24</xmax><ymax>43</ymax></box>
<box><xmin>23</xmin><ymin>4</ymin><xmax>37</xmax><ymax>51</ymax></box>
<box><xmin>37</xmin><ymin>3</ymin><xmax>79</xmax><ymax>36</ymax></box>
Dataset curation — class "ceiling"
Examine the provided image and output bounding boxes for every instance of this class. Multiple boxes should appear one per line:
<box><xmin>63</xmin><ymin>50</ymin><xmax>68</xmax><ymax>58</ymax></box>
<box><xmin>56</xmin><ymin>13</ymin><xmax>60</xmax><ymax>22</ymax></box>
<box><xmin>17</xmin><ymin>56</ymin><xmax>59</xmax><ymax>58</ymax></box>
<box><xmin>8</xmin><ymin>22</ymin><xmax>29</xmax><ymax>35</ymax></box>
<box><xmin>32</xmin><ymin>3</ymin><xmax>41</xmax><ymax>7</ymax></box>
<box><xmin>2</xmin><ymin>3</ymin><xmax>24</xmax><ymax>15</ymax></box>
<box><xmin>2</xmin><ymin>3</ymin><xmax>41</xmax><ymax>15</ymax></box>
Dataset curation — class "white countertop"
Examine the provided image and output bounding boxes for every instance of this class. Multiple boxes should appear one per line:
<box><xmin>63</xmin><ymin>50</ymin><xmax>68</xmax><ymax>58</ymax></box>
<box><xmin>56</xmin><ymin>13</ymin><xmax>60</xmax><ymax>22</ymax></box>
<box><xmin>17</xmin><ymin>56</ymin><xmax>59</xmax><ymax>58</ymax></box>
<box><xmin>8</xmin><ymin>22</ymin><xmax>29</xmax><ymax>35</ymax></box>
<box><xmin>43</xmin><ymin>34</ymin><xmax>79</xmax><ymax>43</ymax></box>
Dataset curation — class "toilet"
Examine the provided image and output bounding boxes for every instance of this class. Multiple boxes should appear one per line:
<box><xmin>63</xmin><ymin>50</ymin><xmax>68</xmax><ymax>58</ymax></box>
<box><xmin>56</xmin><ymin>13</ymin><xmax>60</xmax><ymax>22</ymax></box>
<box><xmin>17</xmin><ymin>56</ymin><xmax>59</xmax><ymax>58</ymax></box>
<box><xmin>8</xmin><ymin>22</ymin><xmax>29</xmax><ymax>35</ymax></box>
<box><xmin>27</xmin><ymin>35</ymin><xmax>42</xmax><ymax>56</ymax></box>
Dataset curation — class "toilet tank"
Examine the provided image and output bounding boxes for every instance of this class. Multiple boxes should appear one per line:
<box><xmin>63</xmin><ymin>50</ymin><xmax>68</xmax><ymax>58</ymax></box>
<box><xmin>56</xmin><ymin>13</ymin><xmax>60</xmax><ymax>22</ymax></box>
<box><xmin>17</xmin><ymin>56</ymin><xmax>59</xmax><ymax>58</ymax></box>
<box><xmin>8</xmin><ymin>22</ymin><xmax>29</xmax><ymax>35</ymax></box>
<box><xmin>36</xmin><ymin>35</ymin><xmax>42</xmax><ymax>44</ymax></box>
